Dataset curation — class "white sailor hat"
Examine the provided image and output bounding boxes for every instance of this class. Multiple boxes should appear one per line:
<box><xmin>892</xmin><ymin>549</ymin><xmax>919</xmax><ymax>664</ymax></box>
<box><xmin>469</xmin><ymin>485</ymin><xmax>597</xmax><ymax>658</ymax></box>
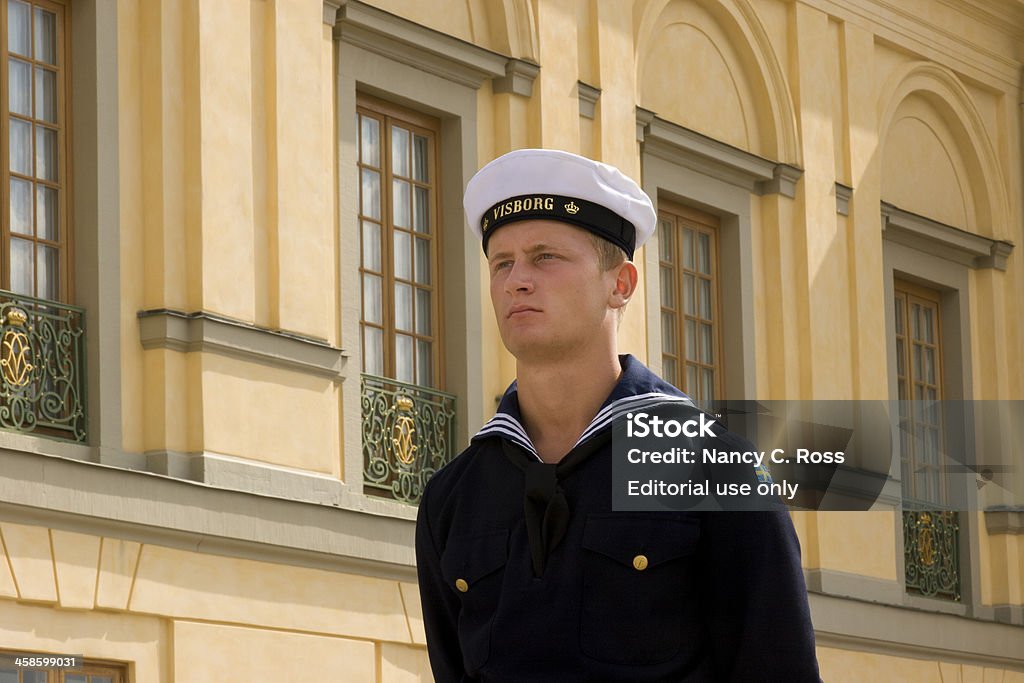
<box><xmin>464</xmin><ymin>149</ymin><xmax>656</xmax><ymax>260</ymax></box>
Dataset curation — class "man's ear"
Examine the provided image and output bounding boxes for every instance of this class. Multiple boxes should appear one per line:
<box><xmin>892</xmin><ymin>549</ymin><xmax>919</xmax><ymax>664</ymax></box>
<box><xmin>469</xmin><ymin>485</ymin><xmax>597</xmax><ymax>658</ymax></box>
<box><xmin>609</xmin><ymin>261</ymin><xmax>639</xmax><ymax>309</ymax></box>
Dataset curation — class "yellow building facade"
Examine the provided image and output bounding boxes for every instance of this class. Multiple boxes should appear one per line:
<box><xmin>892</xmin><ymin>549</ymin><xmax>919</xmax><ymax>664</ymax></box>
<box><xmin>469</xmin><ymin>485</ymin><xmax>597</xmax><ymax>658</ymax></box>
<box><xmin>0</xmin><ymin>0</ymin><xmax>1022</xmax><ymax>680</ymax></box>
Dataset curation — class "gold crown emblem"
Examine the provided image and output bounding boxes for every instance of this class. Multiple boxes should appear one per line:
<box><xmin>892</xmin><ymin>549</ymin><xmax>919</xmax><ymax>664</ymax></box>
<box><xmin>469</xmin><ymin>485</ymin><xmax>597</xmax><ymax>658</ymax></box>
<box><xmin>564</xmin><ymin>201</ymin><xmax>580</xmax><ymax>215</ymax></box>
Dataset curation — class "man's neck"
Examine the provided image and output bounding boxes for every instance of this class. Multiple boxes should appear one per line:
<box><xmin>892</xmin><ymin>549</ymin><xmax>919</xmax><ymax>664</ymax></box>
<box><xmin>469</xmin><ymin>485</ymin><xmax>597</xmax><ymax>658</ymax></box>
<box><xmin>515</xmin><ymin>349</ymin><xmax>622</xmax><ymax>463</ymax></box>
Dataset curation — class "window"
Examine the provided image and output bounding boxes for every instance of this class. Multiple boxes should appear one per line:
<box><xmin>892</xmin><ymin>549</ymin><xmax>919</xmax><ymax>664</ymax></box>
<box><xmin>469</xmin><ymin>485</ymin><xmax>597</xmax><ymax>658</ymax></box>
<box><xmin>2</xmin><ymin>0</ymin><xmax>70</xmax><ymax>303</ymax></box>
<box><xmin>0</xmin><ymin>652</ymin><xmax>126</xmax><ymax>682</ymax></box>
<box><xmin>894</xmin><ymin>278</ymin><xmax>960</xmax><ymax>602</ymax></box>
<box><xmin>356</xmin><ymin>95</ymin><xmax>442</xmax><ymax>389</ymax></box>
<box><xmin>658</xmin><ymin>203</ymin><xmax>722</xmax><ymax>401</ymax></box>
<box><xmin>894</xmin><ymin>280</ymin><xmax>946</xmax><ymax>505</ymax></box>
<box><xmin>356</xmin><ymin>94</ymin><xmax>454</xmax><ymax>505</ymax></box>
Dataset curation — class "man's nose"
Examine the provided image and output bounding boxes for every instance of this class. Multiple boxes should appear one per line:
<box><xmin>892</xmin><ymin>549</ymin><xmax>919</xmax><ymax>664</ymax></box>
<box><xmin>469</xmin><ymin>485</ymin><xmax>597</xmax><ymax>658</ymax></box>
<box><xmin>504</xmin><ymin>259</ymin><xmax>534</xmax><ymax>294</ymax></box>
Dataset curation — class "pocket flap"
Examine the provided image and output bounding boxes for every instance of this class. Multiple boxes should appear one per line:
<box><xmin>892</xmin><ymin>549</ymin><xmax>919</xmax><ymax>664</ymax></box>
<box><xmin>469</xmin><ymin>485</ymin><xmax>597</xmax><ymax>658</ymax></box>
<box><xmin>582</xmin><ymin>516</ymin><xmax>700</xmax><ymax>569</ymax></box>
<box><xmin>441</xmin><ymin>528</ymin><xmax>509</xmax><ymax>588</ymax></box>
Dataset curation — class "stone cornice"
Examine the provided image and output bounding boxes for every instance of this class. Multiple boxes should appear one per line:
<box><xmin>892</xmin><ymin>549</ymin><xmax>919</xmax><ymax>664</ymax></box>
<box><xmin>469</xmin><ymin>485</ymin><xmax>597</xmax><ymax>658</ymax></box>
<box><xmin>332</xmin><ymin>0</ymin><xmax>510</xmax><ymax>90</ymax></box>
<box><xmin>137</xmin><ymin>309</ymin><xmax>346</xmax><ymax>380</ymax></box>
<box><xmin>881</xmin><ymin>203</ymin><xmax>1014</xmax><ymax>271</ymax></box>
<box><xmin>638</xmin><ymin>113</ymin><xmax>803</xmax><ymax>199</ymax></box>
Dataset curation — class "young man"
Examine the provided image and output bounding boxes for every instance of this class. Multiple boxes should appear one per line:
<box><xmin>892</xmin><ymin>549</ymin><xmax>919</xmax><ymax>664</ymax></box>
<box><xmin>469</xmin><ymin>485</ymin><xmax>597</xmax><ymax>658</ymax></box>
<box><xmin>415</xmin><ymin>149</ymin><xmax>821</xmax><ymax>682</ymax></box>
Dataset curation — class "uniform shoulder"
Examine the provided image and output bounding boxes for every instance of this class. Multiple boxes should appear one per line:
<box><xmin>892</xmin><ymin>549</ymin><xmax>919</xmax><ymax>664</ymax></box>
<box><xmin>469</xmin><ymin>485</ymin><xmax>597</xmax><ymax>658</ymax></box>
<box><xmin>421</xmin><ymin>439</ymin><xmax>494</xmax><ymax>501</ymax></box>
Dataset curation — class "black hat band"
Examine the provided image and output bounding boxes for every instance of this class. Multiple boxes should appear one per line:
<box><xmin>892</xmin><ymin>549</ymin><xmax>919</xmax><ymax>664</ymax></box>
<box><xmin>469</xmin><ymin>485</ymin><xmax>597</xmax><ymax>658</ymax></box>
<box><xmin>481</xmin><ymin>194</ymin><xmax>636</xmax><ymax>259</ymax></box>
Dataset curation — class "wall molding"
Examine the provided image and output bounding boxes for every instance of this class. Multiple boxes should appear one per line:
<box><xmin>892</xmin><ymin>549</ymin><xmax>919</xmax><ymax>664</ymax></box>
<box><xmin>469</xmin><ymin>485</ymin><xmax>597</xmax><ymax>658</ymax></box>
<box><xmin>577</xmin><ymin>81</ymin><xmax>600</xmax><ymax>119</ymax></box>
<box><xmin>137</xmin><ymin>309</ymin><xmax>345</xmax><ymax>380</ymax></box>
<box><xmin>332</xmin><ymin>0</ymin><xmax>511</xmax><ymax>89</ymax></box>
<box><xmin>0</xmin><ymin>447</ymin><xmax>418</xmax><ymax>581</ymax></box>
<box><xmin>809</xmin><ymin>591</ymin><xmax>1024</xmax><ymax>669</ymax></box>
<box><xmin>493</xmin><ymin>58</ymin><xmax>540</xmax><ymax>97</ymax></box>
<box><xmin>638</xmin><ymin>113</ymin><xmax>803</xmax><ymax>199</ymax></box>
<box><xmin>985</xmin><ymin>507</ymin><xmax>1024</xmax><ymax>534</ymax></box>
<box><xmin>881</xmin><ymin>202</ymin><xmax>1014</xmax><ymax>271</ymax></box>
<box><xmin>835</xmin><ymin>182</ymin><xmax>853</xmax><ymax>216</ymax></box>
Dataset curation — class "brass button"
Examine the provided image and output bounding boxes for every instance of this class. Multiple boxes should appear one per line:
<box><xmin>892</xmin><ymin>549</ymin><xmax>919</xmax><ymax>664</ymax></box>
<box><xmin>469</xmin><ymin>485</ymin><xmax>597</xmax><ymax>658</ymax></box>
<box><xmin>455</xmin><ymin>578</ymin><xmax>469</xmax><ymax>593</ymax></box>
<box><xmin>632</xmin><ymin>554</ymin><xmax>649</xmax><ymax>571</ymax></box>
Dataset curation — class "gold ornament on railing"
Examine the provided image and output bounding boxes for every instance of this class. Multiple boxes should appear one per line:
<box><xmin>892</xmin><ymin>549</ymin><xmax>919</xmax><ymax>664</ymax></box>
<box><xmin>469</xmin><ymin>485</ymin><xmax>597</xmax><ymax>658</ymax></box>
<box><xmin>392</xmin><ymin>395</ymin><xmax>418</xmax><ymax>465</ymax></box>
<box><xmin>2</xmin><ymin>308</ymin><xmax>33</xmax><ymax>388</ymax></box>
<box><xmin>917</xmin><ymin>512</ymin><xmax>936</xmax><ymax>566</ymax></box>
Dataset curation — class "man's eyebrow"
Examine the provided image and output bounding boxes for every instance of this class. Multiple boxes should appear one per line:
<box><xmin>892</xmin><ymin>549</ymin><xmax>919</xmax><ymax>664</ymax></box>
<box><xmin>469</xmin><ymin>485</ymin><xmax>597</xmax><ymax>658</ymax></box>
<box><xmin>488</xmin><ymin>243</ymin><xmax>566</xmax><ymax>263</ymax></box>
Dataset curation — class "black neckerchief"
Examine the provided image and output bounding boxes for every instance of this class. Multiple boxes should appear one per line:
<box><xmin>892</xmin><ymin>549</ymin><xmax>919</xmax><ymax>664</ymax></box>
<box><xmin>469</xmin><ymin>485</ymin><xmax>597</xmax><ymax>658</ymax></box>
<box><xmin>500</xmin><ymin>429</ymin><xmax>612</xmax><ymax>577</ymax></box>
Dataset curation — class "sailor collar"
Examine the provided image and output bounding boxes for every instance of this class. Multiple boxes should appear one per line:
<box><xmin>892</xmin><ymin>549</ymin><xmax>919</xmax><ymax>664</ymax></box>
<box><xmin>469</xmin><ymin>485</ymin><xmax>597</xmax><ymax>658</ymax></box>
<box><xmin>472</xmin><ymin>354</ymin><xmax>694</xmax><ymax>461</ymax></box>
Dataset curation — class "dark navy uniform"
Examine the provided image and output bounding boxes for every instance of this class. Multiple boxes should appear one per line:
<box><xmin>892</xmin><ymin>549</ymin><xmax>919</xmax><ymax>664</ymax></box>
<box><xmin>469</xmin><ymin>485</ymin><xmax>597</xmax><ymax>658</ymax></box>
<box><xmin>416</xmin><ymin>355</ymin><xmax>821</xmax><ymax>682</ymax></box>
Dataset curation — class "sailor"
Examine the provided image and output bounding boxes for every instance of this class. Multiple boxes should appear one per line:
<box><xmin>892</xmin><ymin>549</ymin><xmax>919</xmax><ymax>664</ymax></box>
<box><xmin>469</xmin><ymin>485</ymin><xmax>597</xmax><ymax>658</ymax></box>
<box><xmin>415</xmin><ymin>148</ymin><xmax>821</xmax><ymax>682</ymax></box>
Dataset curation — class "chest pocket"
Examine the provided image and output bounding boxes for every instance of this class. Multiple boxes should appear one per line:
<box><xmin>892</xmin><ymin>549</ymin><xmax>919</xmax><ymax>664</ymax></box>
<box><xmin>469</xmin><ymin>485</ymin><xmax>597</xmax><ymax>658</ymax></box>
<box><xmin>580</xmin><ymin>515</ymin><xmax>702</xmax><ymax>665</ymax></box>
<box><xmin>440</xmin><ymin>528</ymin><xmax>509</xmax><ymax>674</ymax></box>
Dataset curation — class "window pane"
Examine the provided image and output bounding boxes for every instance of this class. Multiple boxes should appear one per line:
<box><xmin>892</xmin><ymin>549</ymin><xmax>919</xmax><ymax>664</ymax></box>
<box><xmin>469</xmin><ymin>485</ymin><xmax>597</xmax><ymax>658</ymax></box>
<box><xmin>362</xmin><ymin>326</ymin><xmax>383</xmax><ymax>375</ymax></box>
<box><xmin>911</xmin><ymin>303</ymin><xmax>920</xmax><ymax>341</ymax></box>
<box><xmin>395</xmin><ymin>334</ymin><xmax>414</xmax><ymax>383</ymax></box>
<box><xmin>65</xmin><ymin>676</ymin><xmax>88</xmax><ymax>683</ymax></box>
<box><xmin>392</xmin><ymin>126</ymin><xmax>410</xmax><ymax>177</ymax></box>
<box><xmin>34</xmin><ymin>7</ymin><xmax>57</xmax><ymax>65</ymax></box>
<box><xmin>686</xmin><ymin>364</ymin><xmax>697</xmax><ymax>395</ymax></box>
<box><xmin>36</xmin><ymin>184</ymin><xmax>57</xmax><ymax>240</ymax></box>
<box><xmin>11</xmin><ymin>237</ymin><xmax>33</xmax><ymax>295</ymax></box>
<box><xmin>698</xmin><ymin>232</ymin><xmax>711</xmax><ymax>274</ymax></box>
<box><xmin>702</xmin><ymin>367</ymin><xmax>714</xmax><ymax>401</ymax></box>
<box><xmin>683</xmin><ymin>274</ymin><xmax>695</xmax><ymax>315</ymax></box>
<box><xmin>685</xmin><ymin>318</ymin><xmax>696</xmax><ymax>360</ymax></box>
<box><xmin>415</xmin><ymin>287</ymin><xmax>431</xmax><ymax>336</ymax></box>
<box><xmin>34</xmin><ymin>66</ymin><xmax>57</xmax><ymax>123</ymax></box>
<box><xmin>924</xmin><ymin>347</ymin><xmax>935</xmax><ymax>385</ymax></box>
<box><xmin>662</xmin><ymin>357</ymin><xmax>676</xmax><ymax>385</ymax></box>
<box><xmin>896</xmin><ymin>338</ymin><xmax>905</xmax><ymax>378</ymax></box>
<box><xmin>700</xmin><ymin>323</ymin><xmax>713</xmax><ymax>364</ymax></box>
<box><xmin>661</xmin><ymin>311</ymin><xmax>676</xmax><ymax>355</ymax></box>
<box><xmin>413</xmin><ymin>186</ymin><xmax>429</xmax><ymax>233</ymax></box>
<box><xmin>913</xmin><ymin>345</ymin><xmax>922</xmax><ymax>385</ymax></box>
<box><xmin>23</xmin><ymin>672</ymin><xmax>46</xmax><ymax>683</ymax></box>
<box><xmin>658</xmin><ymin>220</ymin><xmax>673</xmax><ymax>261</ymax></box>
<box><xmin>894</xmin><ymin>296</ymin><xmax>903</xmax><ymax>334</ymax></box>
<box><xmin>416</xmin><ymin>339</ymin><xmax>432</xmax><ymax>386</ymax></box>
<box><xmin>360</xmin><ymin>169</ymin><xmax>380</xmax><ymax>219</ymax></box>
<box><xmin>36</xmin><ymin>125</ymin><xmax>58</xmax><ymax>181</ymax></box>
<box><xmin>393</xmin><ymin>230</ymin><xmax>411</xmax><ymax>280</ymax></box>
<box><xmin>362</xmin><ymin>274</ymin><xmax>382</xmax><ymax>325</ymax></box>
<box><xmin>659</xmin><ymin>265</ymin><xmax>674</xmax><ymax>309</ymax></box>
<box><xmin>361</xmin><ymin>220</ymin><xmax>381</xmax><ymax>272</ymax></box>
<box><xmin>683</xmin><ymin>228</ymin><xmax>694</xmax><ymax>269</ymax></box>
<box><xmin>414</xmin><ymin>237</ymin><xmax>430</xmax><ymax>285</ymax></box>
<box><xmin>392</xmin><ymin>179</ymin><xmax>410</xmax><ymax>229</ymax></box>
<box><xmin>10</xmin><ymin>177</ymin><xmax>32</xmax><ymax>235</ymax></box>
<box><xmin>412</xmin><ymin>134</ymin><xmax>429</xmax><ymax>182</ymax></box>
<box><xmin>9</xmin><ymin>58</ymin><xmax>31</xmax><ymax>116</ymax></box>
<box><xmin>394</xmin><ymin>282</ymin><xmax>412</xmax><ymax>332</ymax></box>
<box><xmin>699</xmin><ymin>278</ymin><xmax>711</xmax><ymax>319</ymax></box>
<box><xmin>37</xmin><ymin>244</ymin><xmax>58</xmax><ymax>300</ymax></box>
<box><xmin>10</xmin><ymin>118</ymin><xmax>32</xmax><ymax>174</ymax></box>
<box><xmin>8</xmin><ymin>0</ymin><xmax>31</xmax><ymax>56</ymax></box>
<box><xmin>360</xmin><ymin>115</ymin><xmax>380</xmax><ymax>167</ymax></box>
<box><xmin>923</xmin><ymin>307</ymin><xmax>934</xmax><ymax>343</ymax></box>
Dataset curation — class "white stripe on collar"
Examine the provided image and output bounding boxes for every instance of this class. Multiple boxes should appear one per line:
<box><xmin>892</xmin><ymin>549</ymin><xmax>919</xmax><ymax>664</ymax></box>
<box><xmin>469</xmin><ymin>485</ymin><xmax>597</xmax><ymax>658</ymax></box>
<box><xmin>474</xmin><ymin>391</ymin><xmax>694</xmax><ymax>462</ymax></box>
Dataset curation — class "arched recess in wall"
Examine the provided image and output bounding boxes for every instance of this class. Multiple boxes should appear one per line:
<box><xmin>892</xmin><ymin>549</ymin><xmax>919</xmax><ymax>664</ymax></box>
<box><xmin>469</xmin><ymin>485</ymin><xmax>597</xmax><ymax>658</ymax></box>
<box><xmin>877</xmin><ymin>62</ymin><xmax>1009</xmax><ymax>239</ymax></box>
<box><xmin>481</xmin><ymin>0</ymin><xmax>538</xmax><ymax>61</ymax></box>
<box><xmin>634</xmin><ymin>0</ymin><xmax>798</xmax><ymax>164</ymax></box>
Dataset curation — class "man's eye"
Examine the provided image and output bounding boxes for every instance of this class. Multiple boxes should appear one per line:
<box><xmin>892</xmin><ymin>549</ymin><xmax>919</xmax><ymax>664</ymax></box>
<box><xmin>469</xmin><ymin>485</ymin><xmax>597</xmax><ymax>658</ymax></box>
<box><xmin>493</xmin><ymin>260</ymin><xmax>513</xmax><ymax>271</ymax></box>
<box><xmin>538</xmin><ymin>253</ymin><xmax>557</xmax><ymax>261</ymax></box>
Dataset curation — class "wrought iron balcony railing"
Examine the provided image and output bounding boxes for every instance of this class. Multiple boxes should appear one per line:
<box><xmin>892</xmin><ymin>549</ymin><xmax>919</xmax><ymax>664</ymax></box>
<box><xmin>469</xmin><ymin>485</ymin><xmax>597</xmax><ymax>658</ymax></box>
<box><xmin>361</xmin><ymin>374</ymin><xmax>457</xmax><ymax>505</ymax></box>
<box><xmin>902</xmin><ymin>503</ymin><xmax>960</xmax><ymax>601</ymax></box>
<box><xmin>0</xmin><ymin>292</ymin><xmax>87</xmax><ymax>443</ymax></box>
